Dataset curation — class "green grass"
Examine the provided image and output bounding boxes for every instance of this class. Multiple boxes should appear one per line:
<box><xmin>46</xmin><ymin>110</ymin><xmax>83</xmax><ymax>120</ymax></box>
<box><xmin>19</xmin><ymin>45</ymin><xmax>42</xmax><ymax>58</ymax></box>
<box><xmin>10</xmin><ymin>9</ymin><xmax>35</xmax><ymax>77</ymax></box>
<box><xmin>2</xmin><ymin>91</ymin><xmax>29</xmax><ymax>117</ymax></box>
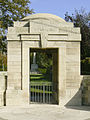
<box><xmin>30</xmin><ymin>74</ymin><xmax>51</xmax><ymax>82</ymax></box>
<box><xmin>30</xmin><ymin>87</ymin><xmax>52</xmax><ymax>94</ymax></box>
<box><xmin>30</xmin><ymin>74</ymin><xmax>42</xmax><ymax>76</ymax></box>
<box><xmin>30</xmin><ymin>76</ymin><xmax>44</xmax><ymax>80</ymax></box>
<box><xmin>30</xmin><ymin>74</ymin><xmax>52</xmax><ymax>93</ymax></box>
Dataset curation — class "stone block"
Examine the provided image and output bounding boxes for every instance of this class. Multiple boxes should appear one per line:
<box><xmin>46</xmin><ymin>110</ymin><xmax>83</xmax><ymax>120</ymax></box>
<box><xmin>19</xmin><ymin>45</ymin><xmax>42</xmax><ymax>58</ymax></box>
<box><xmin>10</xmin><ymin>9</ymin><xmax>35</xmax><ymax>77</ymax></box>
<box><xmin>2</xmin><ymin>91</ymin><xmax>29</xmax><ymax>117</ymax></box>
<box><xmin>0</xmin><ymin>72</ymin><xmax>7</xmax><ymax>106</ymax></box>
<box><xmin>14</xmin><ymin>21</ymin><xmax>29</xmax><ymax>27</ymax></box>
<box><xmin>8</xmin><ymin>27</ymin><xmax>28</xmax><ymax>34</ymax></box>
<box><xmin>6</xmin><ymin>90</ymin><xmax>29</xmax><ymax>106</ymax></box>
<box><xmin>0</xmin><ymin>91</ymin><xmax>5</xmax><ymax>106</ymax></box>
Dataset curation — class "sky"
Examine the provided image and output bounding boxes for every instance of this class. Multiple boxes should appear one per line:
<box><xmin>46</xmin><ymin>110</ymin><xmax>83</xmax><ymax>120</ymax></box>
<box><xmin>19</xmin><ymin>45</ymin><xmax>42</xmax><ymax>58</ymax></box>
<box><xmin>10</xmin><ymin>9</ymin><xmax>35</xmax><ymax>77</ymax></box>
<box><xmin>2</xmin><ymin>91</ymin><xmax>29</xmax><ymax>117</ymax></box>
<box><xmin>30</xmin><ymin>0</ymin><xmax>90</xmax><ymax>19</ymax></box>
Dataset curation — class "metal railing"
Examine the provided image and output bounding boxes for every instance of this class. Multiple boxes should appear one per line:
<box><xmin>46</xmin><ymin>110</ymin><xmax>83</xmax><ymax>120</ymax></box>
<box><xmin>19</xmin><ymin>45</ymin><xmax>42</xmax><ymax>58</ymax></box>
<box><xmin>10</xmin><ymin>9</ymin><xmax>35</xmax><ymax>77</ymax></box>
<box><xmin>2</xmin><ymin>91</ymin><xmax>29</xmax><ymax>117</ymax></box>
<box><xmin>30</xmin><ymin>82</ymin><xmax>53</xmax><ymax>104</ymax></box>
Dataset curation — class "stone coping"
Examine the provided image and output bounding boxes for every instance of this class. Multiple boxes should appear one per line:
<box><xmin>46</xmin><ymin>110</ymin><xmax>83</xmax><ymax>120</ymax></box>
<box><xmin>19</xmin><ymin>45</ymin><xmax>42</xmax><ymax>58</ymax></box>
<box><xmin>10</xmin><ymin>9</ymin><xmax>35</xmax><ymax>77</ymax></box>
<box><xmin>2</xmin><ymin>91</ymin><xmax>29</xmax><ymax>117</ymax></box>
<box><xmin>0</xmin><ymin>71</ymin><xmax>7</xmax><ymax>76</ymax></box>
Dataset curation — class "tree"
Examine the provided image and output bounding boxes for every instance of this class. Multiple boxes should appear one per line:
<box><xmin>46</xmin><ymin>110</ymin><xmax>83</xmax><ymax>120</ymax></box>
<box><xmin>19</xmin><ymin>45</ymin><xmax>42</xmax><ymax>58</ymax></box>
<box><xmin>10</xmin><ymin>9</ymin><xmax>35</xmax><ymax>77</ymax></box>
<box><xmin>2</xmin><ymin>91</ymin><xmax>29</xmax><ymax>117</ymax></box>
<box><xmin>0</xmin><ymin>0</ymin><xmax>34</xmax><ymax>52</ymax></box>
<box><xmin>65</xmin><ymin>9</ymin><xmax>90</xmax><ymax>59</ymax></box>
<box><xmin>0</xmin><ymin>51</ymin><xmax>7</xmax><ymax>71</ymax></box>
<box><xmin>36</xmin><ymin>52</ymin><xmax>52</xmax><ymax>81</ymax></box>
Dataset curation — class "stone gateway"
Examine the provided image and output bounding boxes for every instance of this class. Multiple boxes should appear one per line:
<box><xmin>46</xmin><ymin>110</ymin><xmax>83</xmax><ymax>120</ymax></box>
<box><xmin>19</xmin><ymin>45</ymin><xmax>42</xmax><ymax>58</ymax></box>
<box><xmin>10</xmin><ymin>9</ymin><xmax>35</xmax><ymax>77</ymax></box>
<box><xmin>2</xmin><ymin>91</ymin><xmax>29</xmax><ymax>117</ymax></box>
<box><xmin>6</xmin><ymin>13</ymin><xmax>82</xmax><ymax>106</ymax></box>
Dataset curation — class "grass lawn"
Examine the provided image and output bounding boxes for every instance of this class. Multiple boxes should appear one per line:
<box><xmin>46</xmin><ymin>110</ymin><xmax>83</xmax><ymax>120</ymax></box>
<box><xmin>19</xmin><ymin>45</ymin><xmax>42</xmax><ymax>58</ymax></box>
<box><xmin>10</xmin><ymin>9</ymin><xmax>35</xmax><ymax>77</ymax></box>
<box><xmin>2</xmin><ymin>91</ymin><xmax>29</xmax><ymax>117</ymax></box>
<box><xmin>30</xmin><ymin>87</ymin><xmax>52</xmax><ymax>94</ymax></box>
<box><xmin>30</xmin><ymin>74</ymin><xmax>52</xmax><ymax>93</ymax></box>
<box><xmin>30</xmin><ymin>74</ymin><xmax>51</xmax><ymax>83</ymax></box>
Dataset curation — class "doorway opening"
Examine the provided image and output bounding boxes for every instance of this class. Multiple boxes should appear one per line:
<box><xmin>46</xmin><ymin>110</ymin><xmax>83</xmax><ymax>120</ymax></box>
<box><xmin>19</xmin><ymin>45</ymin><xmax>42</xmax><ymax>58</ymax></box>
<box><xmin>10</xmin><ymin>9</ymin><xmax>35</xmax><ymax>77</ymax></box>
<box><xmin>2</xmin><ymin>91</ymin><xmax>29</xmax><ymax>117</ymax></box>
<box><xmin>30</xmin><ymin>48</ymin><xmax>58</xmax><ymax>104</ymax></box>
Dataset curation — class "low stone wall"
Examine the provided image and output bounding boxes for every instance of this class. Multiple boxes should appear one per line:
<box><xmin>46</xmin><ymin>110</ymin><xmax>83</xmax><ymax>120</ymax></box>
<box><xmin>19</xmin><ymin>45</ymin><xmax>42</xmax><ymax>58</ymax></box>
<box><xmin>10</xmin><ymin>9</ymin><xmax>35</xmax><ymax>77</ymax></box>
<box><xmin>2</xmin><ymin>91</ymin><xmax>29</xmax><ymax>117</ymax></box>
<box><xmin>0</xmin><ymin>71</ymin><xmax>7</xmax><ymax>106</ymax></box>
<box><xmin>82</xmin><ymin>75</ymin><xmax>90</xmax><ymax>105</ymax></box>
<box><xmin>0</xmin><ymin>71</ymin><xmax>90</xmax><ymax>106</ymax></box>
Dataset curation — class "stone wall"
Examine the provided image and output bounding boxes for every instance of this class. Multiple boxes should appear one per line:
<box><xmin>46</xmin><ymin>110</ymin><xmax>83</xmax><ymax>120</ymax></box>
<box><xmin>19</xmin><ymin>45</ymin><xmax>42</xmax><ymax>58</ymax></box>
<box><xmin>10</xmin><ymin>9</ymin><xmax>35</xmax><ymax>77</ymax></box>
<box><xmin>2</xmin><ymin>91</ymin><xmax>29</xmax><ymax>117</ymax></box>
<box><xmin>0</xmin><ymin>73</ymin><xmax>90</xmax><ymax>106</ymax></box>
<box><xmin>82</xmin><ymin>75</ymin><xmax>90</xmax><ymax>105</ymax></box>
<box><xmin>0</xmin><ymin>72</ymin><xmax>7</xmax><ymax>106</ymax></box>
<box><xmin>65</xmin><ymin>41</ymin><xmax>81</xmax><ymax>106</ymax></box>
<box><xmin>7</xmin><ymin>41</ymin><xmax>22</xmax><ymax>90</ymax></box>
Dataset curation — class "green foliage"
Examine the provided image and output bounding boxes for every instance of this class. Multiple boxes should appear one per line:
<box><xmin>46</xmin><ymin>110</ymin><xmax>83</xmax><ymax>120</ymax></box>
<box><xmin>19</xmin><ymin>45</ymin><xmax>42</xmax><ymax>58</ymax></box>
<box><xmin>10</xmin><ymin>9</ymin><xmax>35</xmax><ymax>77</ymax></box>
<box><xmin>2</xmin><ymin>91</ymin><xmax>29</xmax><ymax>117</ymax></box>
<box><xmin>65</xmin><ymin>8</ymin><xmax>90</xmax><ymax>59</ymax></box>
<box><xmin>0</xmin><ymin>52</ymin><xmax>7</xmax><ymax>71</ymax></box>
<box><xmin>81</xmin><ymin>57</ymin><xmax>90</xmax><ymax>75</ymax></box>
<box><xmin>36</xmin><ymin>52</ymin><xmax>52</xmax><ymax>77</ymax></box>
<box><xmin>36</xmin><ymin>53</ymin><xmax>52</xmax><ymax>68</ymax></box>
<box><xmin>30</xmin><ymin>52</ymin><xmax>52</xmax><ymax>81</ymax></box>
<box><xmin>30</xmin><ymin>74</ymin><xmax>50</xmax><ymax>82</ymax></box>
<box><xmin>0</xmin><ymin>0</ymin><xmax>34</xmax><ymax>52</ymax></box>
<box><xmin>0</xmin><ymin>0</ymin><xmax>34</xmax><ymax>70</ymax></box>
<box><xmin>38</xmin><ymin>68</ymin><xmax>47</xmax><ymax>74</ymax></box>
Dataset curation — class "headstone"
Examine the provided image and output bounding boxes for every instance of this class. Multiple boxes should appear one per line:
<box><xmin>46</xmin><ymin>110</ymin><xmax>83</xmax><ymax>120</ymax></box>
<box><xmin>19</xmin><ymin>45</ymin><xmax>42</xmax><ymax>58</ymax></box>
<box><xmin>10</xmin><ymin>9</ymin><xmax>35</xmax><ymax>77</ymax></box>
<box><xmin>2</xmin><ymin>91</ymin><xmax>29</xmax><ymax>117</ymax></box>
<box><xmin>31</xmin><ymin>52</ymin><xmax>38</xmax><ymax>74</ymax></box>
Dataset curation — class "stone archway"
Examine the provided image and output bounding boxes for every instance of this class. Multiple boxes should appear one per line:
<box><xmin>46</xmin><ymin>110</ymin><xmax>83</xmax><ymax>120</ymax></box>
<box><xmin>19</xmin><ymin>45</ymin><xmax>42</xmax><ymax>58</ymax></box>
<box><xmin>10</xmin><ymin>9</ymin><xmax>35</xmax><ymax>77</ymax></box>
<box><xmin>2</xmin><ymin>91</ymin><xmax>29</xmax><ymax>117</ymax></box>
<box><xmin>6</xmin><ymin>13</ymin><xmax>81</xmax><ymax>106</ymax></box>
<box><xmin>29</xmin><ymin>48</ymin><xmax>59</xmax><ymax>104</ymax></box>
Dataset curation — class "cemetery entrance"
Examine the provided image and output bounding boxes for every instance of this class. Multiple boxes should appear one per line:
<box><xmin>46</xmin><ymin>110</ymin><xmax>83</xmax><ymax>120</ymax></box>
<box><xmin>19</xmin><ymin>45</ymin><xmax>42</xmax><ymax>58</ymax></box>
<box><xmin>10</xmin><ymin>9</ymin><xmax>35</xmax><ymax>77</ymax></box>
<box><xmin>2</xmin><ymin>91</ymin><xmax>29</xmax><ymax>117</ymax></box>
<box><xmin>30</xmin><ymin>48</ymin><xmax>58</xmax><ymax>104</ymax></box>
<box><xmin>6</xmin><ymin>13</ymin><xmax>82</xmax><ymax>106</ymax></box>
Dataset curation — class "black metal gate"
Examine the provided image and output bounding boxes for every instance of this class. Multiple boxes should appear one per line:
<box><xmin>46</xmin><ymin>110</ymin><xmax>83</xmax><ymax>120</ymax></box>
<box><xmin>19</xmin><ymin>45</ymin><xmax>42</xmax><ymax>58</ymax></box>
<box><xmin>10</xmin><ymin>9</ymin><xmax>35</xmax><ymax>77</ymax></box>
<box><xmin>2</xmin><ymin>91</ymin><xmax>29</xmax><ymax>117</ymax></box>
<box><xmin>30</xmin><ymin>82</ymin><xmax>53</xmax><ymax>104</ymax></box>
